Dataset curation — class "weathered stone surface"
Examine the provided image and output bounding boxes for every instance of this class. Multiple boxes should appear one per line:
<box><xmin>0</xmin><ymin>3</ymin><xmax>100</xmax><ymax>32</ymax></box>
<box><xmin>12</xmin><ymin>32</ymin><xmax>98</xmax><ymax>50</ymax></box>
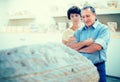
<box><xmin>0</xmin><ymin>43</ymin><xmax>99</xmax><ymax>82</ymax></box>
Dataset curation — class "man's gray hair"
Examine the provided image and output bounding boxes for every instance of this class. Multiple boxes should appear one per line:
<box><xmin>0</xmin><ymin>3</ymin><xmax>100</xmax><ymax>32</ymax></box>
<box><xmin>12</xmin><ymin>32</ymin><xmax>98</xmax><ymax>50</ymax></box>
<box><xmin>82</xmin><ymin>5</ymin><xmax>96</xmax><ymax>14</ymax></box>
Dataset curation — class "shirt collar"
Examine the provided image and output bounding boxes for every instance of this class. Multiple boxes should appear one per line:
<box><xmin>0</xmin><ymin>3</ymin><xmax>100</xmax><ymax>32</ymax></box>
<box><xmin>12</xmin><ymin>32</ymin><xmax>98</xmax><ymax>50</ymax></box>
<box><xmin>82</xmin><ymin>20</ymin><xmax>100</xmax><ymax>30</ymax></box>
<box><xmin>93</xmin><ymin>20</ymin><xmax>99</xmax><ymax>29</ymax></box>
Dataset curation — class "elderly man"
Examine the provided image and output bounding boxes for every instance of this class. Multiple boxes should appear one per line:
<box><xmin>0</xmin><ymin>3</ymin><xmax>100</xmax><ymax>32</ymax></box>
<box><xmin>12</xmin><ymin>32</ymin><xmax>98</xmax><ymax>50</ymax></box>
<box><xmin>68</xmin><ymin>6</ymin><xmax>110</xmax><ymax>82</ymax></box>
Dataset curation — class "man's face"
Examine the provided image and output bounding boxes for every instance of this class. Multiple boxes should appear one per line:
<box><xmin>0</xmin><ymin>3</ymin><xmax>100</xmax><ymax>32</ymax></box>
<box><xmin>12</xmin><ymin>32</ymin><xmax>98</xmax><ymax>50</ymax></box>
<box><xmin>70</xmin><ymin>13</ymin><xmax>81</xmax><ymax>25</ymax></box>
<box><xmin>81</xmin><ymin>8</ymin><xmax>96</xmax><ymax>27</ymax></box>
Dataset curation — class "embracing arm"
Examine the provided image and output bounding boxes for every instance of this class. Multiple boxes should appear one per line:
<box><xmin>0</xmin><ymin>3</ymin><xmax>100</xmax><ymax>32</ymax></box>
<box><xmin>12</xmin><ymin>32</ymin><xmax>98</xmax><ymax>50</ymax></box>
<box><xmin>78</xmin><ymin>43</ymin><xmax>102</xmax><ymax>53</ymax></box>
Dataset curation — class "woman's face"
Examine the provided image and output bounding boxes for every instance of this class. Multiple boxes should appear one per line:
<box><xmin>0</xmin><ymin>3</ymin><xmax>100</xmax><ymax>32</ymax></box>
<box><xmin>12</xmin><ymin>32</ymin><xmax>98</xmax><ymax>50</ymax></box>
<box><xmin>70</xmin><ymin>13</ymin><xmax>81</xmax><ymax>25</ymax></box>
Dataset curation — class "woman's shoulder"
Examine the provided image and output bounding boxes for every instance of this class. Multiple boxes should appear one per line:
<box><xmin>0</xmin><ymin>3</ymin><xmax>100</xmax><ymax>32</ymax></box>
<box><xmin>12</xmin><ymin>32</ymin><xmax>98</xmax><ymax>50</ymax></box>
<box><xmin>65</xmin><ymin>28</ymin><xmax>74</xmax><ymax>31</ymax></box>
<box><xmin>63</xmin><ymin>28</ymin><xmax>74</xmax><ymax>33</ymax></box>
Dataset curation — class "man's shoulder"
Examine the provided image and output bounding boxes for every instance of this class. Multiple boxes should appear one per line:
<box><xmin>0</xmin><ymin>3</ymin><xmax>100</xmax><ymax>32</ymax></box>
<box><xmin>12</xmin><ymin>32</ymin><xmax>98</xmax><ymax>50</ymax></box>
<box><xmin>74</xmin><ymin>27</ymin><xmax>83</xmax><ymax>37</ymax></box>
<box><xmin>97</xmin><ymin>22</ymin><xmax>109</xmax><ymax>29</ymax></box>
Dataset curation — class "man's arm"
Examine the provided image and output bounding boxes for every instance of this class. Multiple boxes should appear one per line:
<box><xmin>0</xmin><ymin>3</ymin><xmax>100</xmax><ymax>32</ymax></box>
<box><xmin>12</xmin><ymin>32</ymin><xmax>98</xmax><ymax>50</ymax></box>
<box><xmin>78</xmin><ymin>43</ymin><xmax>102</xmax><ymax>53</ymax></box>
<box><xmin>79</xmin><ymin>26</ymin><xmax>110</xmax><ymax>53</ymax></box>
<box><xmin>67</xmin><ymin>38</ymin><xmax>94</xmax><ymax>51</ymax></box>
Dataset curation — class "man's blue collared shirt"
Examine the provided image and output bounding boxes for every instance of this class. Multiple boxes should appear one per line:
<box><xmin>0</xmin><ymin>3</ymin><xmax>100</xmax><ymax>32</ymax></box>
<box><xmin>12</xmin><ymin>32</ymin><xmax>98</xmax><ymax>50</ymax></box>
<box><xmin>74</xmin><ymin>20</ymin><xmax>110</xmax><ymax>64</ymax></box>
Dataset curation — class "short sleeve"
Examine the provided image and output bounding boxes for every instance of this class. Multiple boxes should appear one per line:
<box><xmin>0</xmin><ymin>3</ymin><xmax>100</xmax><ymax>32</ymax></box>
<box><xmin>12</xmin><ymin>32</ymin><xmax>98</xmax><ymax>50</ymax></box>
<box><xmin>94</xmin><ymin>26</ymin><xmax>110</xmax><ymax>49</ymax></box>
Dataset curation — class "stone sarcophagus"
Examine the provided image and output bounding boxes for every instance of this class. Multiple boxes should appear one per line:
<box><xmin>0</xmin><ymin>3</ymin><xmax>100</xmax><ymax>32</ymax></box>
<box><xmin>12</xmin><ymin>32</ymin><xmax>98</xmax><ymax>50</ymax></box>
<box><xmin>0</xmin><ymin>43</ymin><xmax>99</xmax><ymax>82</ymax></box>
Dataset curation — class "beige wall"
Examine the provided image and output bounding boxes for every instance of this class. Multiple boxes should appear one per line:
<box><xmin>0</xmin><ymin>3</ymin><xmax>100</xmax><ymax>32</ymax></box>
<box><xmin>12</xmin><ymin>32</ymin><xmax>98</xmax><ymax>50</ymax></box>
<box><xmin>98</xmin><ymin>14</ymin><xmax>120</xmax><ymax>31</ymax></box>
<box><xmin>8</xmin><ymin>19</ymin><xmax>35</xmax><ymax>26</ymax></box>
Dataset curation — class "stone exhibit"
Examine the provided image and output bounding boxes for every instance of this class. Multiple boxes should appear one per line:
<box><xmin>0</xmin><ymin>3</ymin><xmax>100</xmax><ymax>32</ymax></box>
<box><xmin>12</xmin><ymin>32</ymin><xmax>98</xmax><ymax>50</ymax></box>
<box><xmin>0</xmin><ymin>43</ymin><xmax>99</xmax><ymax>82</ymax></box>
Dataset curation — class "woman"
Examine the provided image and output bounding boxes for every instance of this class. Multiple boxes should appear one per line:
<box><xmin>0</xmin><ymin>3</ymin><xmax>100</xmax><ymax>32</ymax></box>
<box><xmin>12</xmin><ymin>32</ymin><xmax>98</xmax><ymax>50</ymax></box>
<box><xmin>62</xmin><ymin>6</ymin><xmax>81</xmax><ymax>45</ymax></box>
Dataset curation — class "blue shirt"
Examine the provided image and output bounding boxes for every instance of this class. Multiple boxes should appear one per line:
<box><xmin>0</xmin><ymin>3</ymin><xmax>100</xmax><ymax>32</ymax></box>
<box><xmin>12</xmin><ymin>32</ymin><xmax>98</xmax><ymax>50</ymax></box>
<box><xmin>74</xmin><ymin>20</ymin><xmax>110</xmax><ymax>64</ymax></box>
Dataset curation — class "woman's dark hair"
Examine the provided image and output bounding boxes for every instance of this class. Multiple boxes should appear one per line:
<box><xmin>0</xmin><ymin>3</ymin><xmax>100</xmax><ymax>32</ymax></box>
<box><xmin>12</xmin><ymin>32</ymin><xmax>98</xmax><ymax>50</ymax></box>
<box><xmin>67</xmin><ymin>6</ymin><xmax>81</xmax><ymax>20</ymax></box>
